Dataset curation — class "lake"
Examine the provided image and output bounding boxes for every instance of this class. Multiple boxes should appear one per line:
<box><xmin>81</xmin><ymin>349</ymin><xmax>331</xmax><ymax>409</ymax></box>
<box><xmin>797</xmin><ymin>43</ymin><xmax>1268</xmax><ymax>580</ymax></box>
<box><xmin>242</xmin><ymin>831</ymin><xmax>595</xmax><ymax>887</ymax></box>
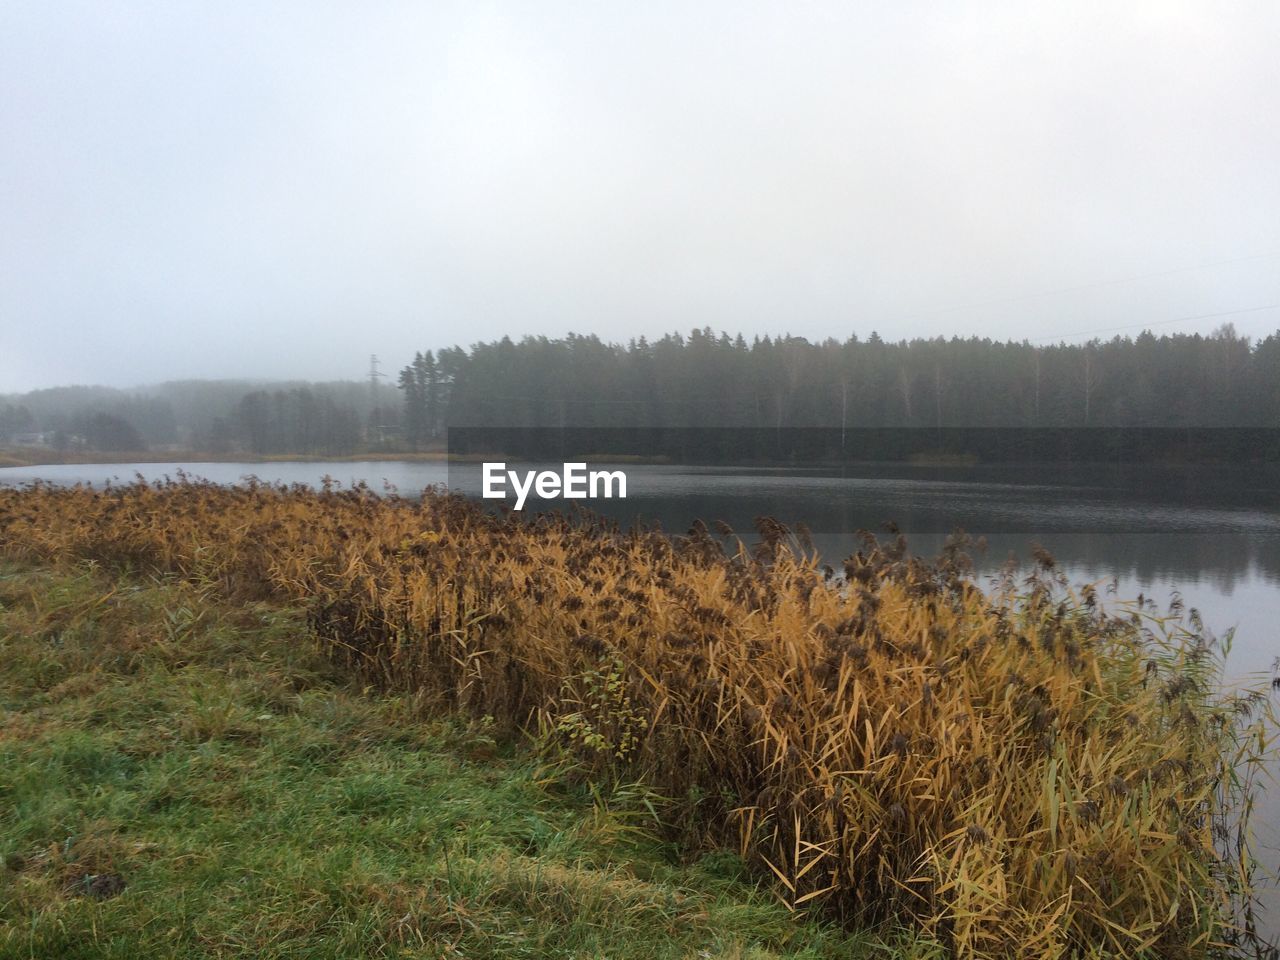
<box><xmin>4</xmin><ymin>458</ymin><xmax>1279</xmax><ymax>927</ymax></box>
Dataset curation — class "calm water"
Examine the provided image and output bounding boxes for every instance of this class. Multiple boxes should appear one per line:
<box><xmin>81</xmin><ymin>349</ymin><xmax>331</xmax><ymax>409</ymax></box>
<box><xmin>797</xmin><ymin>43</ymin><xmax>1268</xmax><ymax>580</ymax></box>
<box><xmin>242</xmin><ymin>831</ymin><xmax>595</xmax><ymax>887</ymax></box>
<box><xmin>5</xmin><ymin>458</ymin><xmax>1280</xmax><ymax>925</ymax></box>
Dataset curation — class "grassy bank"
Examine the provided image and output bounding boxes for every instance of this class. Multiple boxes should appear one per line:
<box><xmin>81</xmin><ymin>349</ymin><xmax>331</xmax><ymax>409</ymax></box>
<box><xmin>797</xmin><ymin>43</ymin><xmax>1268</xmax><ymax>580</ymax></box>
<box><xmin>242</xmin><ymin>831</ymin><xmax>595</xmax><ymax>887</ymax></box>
<box><xmin>0</xmin><ymin>480</ymin><xmax>1274</xmax><ymax>957</ymax></box>
<box><xmin>0</xmin><ymin>563</ymin><xmax>904</xmax><ymax>959</ymax></box>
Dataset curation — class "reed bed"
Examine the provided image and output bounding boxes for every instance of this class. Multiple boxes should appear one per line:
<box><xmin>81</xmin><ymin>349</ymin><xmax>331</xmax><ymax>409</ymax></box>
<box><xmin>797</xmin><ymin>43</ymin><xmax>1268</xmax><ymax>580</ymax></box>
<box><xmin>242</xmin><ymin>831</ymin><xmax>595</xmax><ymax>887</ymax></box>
<box><xmin>0</xmin><ymin>477</ymin><xmax>1272</xmax><ymax>958</ymax></box>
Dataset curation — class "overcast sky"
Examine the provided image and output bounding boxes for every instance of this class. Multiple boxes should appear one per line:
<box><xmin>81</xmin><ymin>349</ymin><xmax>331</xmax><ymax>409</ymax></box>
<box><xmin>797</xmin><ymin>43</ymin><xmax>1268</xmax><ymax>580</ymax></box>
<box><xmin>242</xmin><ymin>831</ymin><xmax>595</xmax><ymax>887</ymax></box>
<box><xmin>3</xmin><ymin>2</ymin><xmax>1279</xmax><ymax>392</ymax></box>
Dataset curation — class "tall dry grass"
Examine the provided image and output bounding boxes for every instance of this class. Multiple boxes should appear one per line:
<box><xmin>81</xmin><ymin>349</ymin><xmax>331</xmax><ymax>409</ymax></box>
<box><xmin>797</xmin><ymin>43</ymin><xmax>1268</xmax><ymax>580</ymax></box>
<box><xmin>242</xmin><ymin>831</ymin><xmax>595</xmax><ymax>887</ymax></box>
<box><xmin>0</xmin><ymin>477</ymin><xmax>1272</xmax><ymax>958</ymax></box>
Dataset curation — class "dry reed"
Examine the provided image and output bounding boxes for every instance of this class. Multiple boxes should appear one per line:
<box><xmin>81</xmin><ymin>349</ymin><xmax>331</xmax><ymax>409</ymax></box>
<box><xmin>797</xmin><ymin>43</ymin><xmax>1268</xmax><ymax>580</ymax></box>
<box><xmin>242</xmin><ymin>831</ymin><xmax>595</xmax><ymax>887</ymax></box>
<box><xmin>0</xmin><ymin>477</ymin><xmax>1272</xmax><ymax>958</ymax></box>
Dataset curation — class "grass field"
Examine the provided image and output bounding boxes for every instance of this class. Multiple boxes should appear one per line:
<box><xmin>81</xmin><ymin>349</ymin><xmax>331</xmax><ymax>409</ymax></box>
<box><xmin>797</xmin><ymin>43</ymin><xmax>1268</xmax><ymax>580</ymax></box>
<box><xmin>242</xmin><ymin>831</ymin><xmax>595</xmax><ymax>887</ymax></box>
<box><xmin>0</xmin><ymin>562</ymin><xmax>917</xmax><ymax>960</ymax></box>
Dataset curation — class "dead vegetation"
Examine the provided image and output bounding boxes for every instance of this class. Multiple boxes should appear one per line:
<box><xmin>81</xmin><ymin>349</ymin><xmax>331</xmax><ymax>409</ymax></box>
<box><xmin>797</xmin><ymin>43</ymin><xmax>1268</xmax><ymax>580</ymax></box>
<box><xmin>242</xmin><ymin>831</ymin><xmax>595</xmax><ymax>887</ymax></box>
<box><xmin>1</xmin><ymin>477</ymin><xmax>1273</xmax><ymax>958</ymax></box>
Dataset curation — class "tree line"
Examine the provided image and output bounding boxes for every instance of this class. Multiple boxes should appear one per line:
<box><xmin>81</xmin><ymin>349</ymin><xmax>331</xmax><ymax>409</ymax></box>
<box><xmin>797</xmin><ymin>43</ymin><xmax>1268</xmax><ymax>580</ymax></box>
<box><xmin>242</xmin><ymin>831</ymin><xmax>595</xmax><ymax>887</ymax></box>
<box><xmin>1</xmin><ymin>381</ymin><xmax>401</xmax><ymax>455</ymax></box>
<box><xmin>5</xmin><ymin>325</ymin><xmax>1277</xmax><ymax>458</ymax></box>
<box><xmin>399</xmin><ymin>324</ymin><xmax>1280</xmax><ymax>435</ymax></box>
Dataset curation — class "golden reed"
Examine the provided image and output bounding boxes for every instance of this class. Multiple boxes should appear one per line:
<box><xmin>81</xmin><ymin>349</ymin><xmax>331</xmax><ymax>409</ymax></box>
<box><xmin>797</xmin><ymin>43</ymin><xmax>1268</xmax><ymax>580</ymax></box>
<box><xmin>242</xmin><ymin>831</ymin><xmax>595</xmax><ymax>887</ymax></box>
<box><xmin>0</xmin><ymin>477</ymin><xmax>1272</xmax><ymax>958</ymax></box>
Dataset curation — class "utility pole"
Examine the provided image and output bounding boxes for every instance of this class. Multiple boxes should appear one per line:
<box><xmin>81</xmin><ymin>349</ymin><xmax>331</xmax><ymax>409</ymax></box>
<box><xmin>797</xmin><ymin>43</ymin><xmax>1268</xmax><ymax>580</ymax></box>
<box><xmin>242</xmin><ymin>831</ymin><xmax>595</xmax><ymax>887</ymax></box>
<box><xmin>368</xmin><ymin>354</ymin><xmax>386</xmax><ymax>401</ymax></box>
<box><xmin>367</xmin><ymin>354</ymin><xmax>387</xmax><ymax>444</ymax></box>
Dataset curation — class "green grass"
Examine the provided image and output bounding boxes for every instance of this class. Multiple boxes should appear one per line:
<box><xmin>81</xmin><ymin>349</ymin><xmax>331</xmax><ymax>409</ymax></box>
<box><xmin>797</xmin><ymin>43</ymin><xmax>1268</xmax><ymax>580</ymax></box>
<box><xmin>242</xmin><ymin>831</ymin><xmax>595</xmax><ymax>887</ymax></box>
<box><xmin>0</xmin><ymin>563</ymin><xmax>915</xmax><ymax>960</ymax></box>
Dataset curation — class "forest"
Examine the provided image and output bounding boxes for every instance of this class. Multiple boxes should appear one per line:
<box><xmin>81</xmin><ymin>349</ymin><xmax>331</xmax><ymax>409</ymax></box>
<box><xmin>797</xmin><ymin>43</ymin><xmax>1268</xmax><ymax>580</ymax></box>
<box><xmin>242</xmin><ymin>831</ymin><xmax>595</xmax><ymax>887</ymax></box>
<box><xmin>406</xmin><ymin>326</ymin><xmax>1280</xmax><ymax>462</ymax></box>
<box><xmin>3</xmin><ymin>325</ymin><xmax>1279</xmax><ymax>458</ymax></box>
<box><xmin>401</xmin><ymin>325</ymin><xmax>1280</xmax><ymax>435</ymax></box>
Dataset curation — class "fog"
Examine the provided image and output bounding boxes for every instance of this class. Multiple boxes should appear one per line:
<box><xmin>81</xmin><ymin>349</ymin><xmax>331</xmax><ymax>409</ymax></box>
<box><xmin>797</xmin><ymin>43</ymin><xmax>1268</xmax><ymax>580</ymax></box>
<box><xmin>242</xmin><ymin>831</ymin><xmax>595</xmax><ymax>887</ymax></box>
<box><xmin>3</xmin><ymin>1</ymin><xmax>1279</xmax><ymax>392</ymax></box>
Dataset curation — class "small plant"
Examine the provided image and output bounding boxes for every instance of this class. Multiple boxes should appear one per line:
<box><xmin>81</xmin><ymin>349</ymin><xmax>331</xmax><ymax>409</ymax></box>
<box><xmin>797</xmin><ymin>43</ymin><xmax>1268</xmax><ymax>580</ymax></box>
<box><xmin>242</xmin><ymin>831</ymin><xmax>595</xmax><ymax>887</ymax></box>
<box><xmin>553</xmin><ymin>659</ymin><xmax>648</xmax><ymax>763</ymax></box>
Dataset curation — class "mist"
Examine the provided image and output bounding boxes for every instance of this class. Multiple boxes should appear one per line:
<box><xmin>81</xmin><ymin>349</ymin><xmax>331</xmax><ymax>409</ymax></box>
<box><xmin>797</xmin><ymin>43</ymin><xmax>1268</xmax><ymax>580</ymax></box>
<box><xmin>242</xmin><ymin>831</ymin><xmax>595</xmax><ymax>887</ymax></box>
<box><xmin>3</xmin><ymin>1</ymin><xmax>1279</xmax><ymax>392</ymax></box>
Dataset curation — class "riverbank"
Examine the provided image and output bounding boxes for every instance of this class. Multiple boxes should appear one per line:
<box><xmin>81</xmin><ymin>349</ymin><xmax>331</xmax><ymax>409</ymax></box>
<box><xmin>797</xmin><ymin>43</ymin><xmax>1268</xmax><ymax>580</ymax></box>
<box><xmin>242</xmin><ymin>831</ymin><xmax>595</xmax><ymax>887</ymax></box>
<box><xmin>0</xmin><ymin>448</ymin><xmax>969</xmax><ymax>471</ymax></box>
<box><xmin>0</xmin><ymin>448</ymin><xmax>455</xmax><ymax>468</ymax></box>
<box><xmin>0</xmin><ymin>562</ymin><xmax>903</xmax><ymax>959</ymax></box>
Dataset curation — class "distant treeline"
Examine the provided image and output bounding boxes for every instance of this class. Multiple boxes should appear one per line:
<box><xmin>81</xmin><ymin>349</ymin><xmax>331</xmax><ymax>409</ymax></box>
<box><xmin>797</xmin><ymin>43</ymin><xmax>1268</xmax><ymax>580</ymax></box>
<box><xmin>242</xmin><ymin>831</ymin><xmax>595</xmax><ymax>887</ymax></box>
<box><xmin>5</xmin><ymin>325</ymin><xmax>1279</xmax><ymax>459</ymax></box>
<box><xmin>402</xmin><ymin>323</ymin><xmax>1279</xmax><ymax>428</ymax></box>
<box><xmin>401</xmin><ymin>325</ymin><xmax>1280</xmax><ymax>462</ymax></box>
<box><xmin>0</xmin><ymin>381</ymin><xmax>401</xmax><ymax>455</ymax></box>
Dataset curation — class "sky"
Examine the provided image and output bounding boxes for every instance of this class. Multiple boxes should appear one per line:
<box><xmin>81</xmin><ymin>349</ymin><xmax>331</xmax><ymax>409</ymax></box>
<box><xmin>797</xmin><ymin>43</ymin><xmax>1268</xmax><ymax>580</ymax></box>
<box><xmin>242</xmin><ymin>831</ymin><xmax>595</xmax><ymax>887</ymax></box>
<box><xmin>2</xmin><ymin>1</ymin><xmax>1279</xmax><ymax>392</ymax></box>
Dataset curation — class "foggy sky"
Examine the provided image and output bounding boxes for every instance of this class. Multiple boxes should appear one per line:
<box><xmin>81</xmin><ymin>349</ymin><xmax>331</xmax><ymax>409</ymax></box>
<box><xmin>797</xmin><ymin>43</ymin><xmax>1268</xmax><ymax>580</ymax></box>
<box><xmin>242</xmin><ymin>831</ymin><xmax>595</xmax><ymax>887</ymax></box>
<box><xmin>3</xmin><ymin>2</ymin><xmax>1279</xmax><ymax>393</ymax></box>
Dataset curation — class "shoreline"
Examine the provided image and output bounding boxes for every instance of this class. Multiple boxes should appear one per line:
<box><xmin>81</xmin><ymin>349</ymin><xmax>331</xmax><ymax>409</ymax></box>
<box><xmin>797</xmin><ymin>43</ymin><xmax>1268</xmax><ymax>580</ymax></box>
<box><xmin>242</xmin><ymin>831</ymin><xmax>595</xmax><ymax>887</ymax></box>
<box><xmin>4</xmin><ymin>448</ymin><xmax>1274</xmax><ymax>471</ymax></box>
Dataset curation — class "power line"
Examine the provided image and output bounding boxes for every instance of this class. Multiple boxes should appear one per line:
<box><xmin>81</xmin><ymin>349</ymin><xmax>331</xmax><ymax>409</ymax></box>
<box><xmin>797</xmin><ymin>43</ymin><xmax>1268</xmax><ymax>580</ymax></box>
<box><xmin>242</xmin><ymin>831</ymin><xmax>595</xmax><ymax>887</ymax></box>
<box><xmin>1029</xmin><ymin>302</ymin><xmax>1280</xmax><ymax>344</ymax></box>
